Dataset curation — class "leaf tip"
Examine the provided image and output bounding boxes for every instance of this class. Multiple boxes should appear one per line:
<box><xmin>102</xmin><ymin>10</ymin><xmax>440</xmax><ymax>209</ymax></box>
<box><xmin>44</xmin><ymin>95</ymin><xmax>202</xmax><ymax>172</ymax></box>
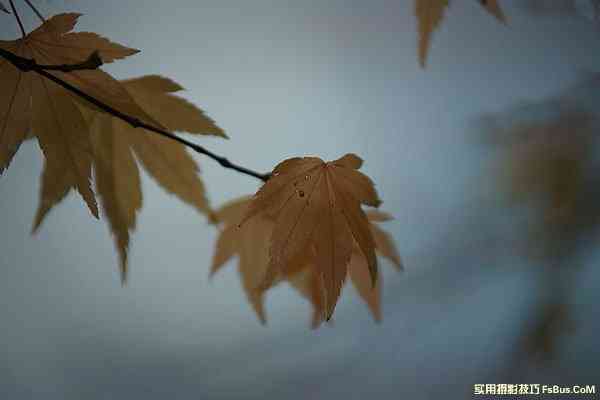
<box><xmin>369</xmin><ymin>267</ymin><xmax>378</xmax><ymax>289</ymax></box>
<box><xmin>30</xmin><ymin>223</ymin><xmax>40</xmax><ymax>236</ymax></box>
<box><xmin>325</xmin><ymin>304</ymin><xmax>338</xmax><ymax>322</ymax></box>
<box><xmin>394</xmin><ymin>259</ymin><xmax>404</xmax><ymax>271</ymax></box>
<box><xmin>119</xmin><ymin>261</ymin><xmax>128</xmax><ymax>286</ymax></box>
<box><xmin>31</xmin><ymin>208</ymin><xmax>46</xmax><ymax>235</ymax></box>
<box><xmin>120</xmin><ymin>273</ymin><xmax>128</xmax><ymax>286</ymax></box>
<box><xmin>90</xmin><ymin>204</ymin><xmax>100</xmax><ymax>220</ymax></box>
<box><xmin>218</xmin><ymin>129</ymin><xmax>229</xmax><ymax>140</ymax></box>
<box><xmin>311</xmin><ymin>314</ymin><xmax>324</xmax><ymax>329</ymax></box>
<box><xmin>418</xmin><ymin>47</ymin><xmax>428</xmax><ymax>69</ymax></box>
<box><xmin>207</xmin><ymin>211</ymin><xmax>220</xmax><ymax>225</ymax></box>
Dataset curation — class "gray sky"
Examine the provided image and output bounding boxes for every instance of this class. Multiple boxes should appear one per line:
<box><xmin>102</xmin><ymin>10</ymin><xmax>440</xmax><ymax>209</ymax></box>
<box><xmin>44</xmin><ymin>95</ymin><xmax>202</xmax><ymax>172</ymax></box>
<box><xmin>1</xmin><ymin>1</ymin><xmax>600</xmax><ymax>398</ymax></box>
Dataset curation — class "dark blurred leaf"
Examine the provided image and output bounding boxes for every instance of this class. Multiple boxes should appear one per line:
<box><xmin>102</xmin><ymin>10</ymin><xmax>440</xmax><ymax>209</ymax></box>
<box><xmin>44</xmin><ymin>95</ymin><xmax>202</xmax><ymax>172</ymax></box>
<box><xmin>522</xmin><ymin>302</ymin><xmax>575</xmax><ymax>361</ymax></box>
<box><xmin>501</xmin><ymin>110</ymin><xmax>600</xmax><ymax>259</ymax></box>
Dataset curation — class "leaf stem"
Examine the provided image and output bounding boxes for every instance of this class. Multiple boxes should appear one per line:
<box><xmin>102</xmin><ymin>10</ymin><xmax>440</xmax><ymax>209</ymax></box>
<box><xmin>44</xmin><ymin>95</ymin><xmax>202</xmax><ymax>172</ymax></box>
<box><xmin>9</xmin><ymin>0</ymin><xmax>25</xmax><ymax>37</ymax></box>
<box><xmin>0</xmin><ymin>47</ymin><xmax>271</xmax><ymax>182</ymax></box>
<box><xmin>22</xmin><ymin>0</ymin><xmax>45</xmax><ymax>22</ymax></box>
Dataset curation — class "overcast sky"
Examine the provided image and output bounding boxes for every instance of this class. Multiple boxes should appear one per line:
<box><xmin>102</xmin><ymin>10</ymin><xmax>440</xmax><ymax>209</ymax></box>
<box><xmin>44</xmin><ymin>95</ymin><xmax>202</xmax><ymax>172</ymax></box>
<box><xmin>1</xmin><ymin>1</ymin><xmax>600</xmax><ymax>399</ymax></box>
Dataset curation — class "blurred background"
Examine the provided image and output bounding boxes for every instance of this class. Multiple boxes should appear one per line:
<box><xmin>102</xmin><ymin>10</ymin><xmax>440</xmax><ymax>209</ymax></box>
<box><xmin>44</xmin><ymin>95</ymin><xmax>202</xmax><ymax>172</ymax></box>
<box><xmin>1</xmin><ymin>0</ymin><xmax>599</xmax><ymax>398</ymax></box>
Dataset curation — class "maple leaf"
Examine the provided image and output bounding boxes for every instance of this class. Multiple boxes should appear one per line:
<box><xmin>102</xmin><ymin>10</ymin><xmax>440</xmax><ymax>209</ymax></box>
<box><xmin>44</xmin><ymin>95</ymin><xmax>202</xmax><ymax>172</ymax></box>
<box><xmin>60</xmin><ymin>75</ymin><xmax>224</xmax><ymax>282</ymax></box>
<box><xmin>416</xmin><ymin>0</ymin><xmax>449</xmax><ymax>68</ymax></box>
<box><xmin>211</xmin><ymin>197</ymin><xmax>401</xmax><ymax>326</ymax></box>
<box><xmin>286</xmin><ymin>263</ymin><xmax>325</xmax><ymax>328</ymax></box>
<box><xmin>0</xmin><ymin>13</ymin><xmax>157</xmax><ymax>221</ymax></box>
<box><xmin>240</xmin><ymin>153</ymin><xmax>382</xmax><ymax>320</ymax></box>
<box><xmin>416</xmin><ymin>0</ymin><xmax>505</xmax><ymax>67</ymax></box>
<box><xmin>288</xmin><ymin>210</ymin><xmax>402</xmax><ymax>327</ymax></box>
<box><xmin>500</xmin><ymin>110</ymin><xmax>599</xmax><ymax>260</ymax></box>
<box><xmin>521</xmin><ymin>302</ymin><xmax>575</xmax><ymax>362</ymax></box>
<box><xmin>210</xmin><ymin>196</ymin><xmax>272</xmax><ymax>324</ymax></box>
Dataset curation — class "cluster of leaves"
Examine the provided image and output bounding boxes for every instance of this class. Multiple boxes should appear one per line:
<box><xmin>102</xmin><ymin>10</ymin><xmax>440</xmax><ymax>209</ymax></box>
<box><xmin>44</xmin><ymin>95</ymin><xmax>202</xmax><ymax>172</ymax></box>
<box><xmin>497</xmin><ymin>110</ymin><xmax>600</xmax><ymax>260</ymax></box>
<box><xmin>0</xmin><ymin>14</ymin><xmax>224</xmax><ymax>282</ymax></box>
<box><xmin>488</xmin><ymin>103</ymin><xmax>600</xmax><ymax>362</ymax></box>
<box><xmin>1</xmin><ymin>7</ymin><xmax>403</xmax><ymax>325</ymax></box>
<box><xmin>210</xmin><ymin>157</ymin><xmax>402</xmax><ymax>326</ymax></box>
<box><xmin>11</xmin><ymin>0</ymin><xmax>597</xmax><ymax>329</ymax></box>
<box><xmin>2</xmin><ymin>0</ymin><xmax>596</xmax><ymax>336</ymax></box>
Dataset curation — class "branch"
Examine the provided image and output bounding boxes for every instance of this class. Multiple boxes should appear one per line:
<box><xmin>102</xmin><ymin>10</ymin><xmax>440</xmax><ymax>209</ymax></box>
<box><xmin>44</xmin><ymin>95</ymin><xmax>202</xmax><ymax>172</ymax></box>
<box><xmin>23</xmin><ymin>0</ymin><xmax>45</xmax><ymax>22</ymax></box>
<box><xmin>9</xmin><ymin>0</ymin><xmax>25</xmax><ymax>37</ymax></box>
<box><xmin>0</xmin><ymin>48</ymin><xmax>271</xmax><ymax>182</ymax></box>
<box><xmin>0</xmin><ymin>49</ymin><xmax>103</xmax><ymax>72</ymax></box>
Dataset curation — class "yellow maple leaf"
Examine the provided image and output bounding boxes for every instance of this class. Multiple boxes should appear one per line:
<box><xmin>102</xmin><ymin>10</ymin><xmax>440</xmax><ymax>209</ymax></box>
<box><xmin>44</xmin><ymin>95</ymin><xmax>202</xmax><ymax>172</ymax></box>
<box><xmin>416</xmin><ymin>0</ymin><xmax>449</xmax><ymax>68</ymax></box>
<box><xmin>210</xmin><ymin>196</ymin><xmax>272</xmax><ymax>324</ymax></box>
<box><xmin>0</xmin><ymin>13</ymin><xmax>157</xmax><ymax>220</ymax></box>
<box><xmin>62</xmin><ymin>75</ymin><xmax>224</xmax><ymax>282</ymax></box>
<box><xmin>211</xmin><ymin>197</ymin><xmax>401</xmax><ymax>326</ymax></box>
<box><xmin>287</xmin><ymin>264</ymin><xmax>325</xmax><ymax>328</ymax></box>
<box><xmin>240</xmin><ymin>153</ymin><xmax>381</xmax><ymax>319</ymax></box>
<box><xmin>415</xmin><ymin>0</ymin><xmax>505</xmax><ymax>67</ymax></box>
<box><xmin>348</xmin><ymin>210</ymin><xmax>402</xmax><ymax>320</ymax></box>
<box><xmin>289</xmin><ymin>210</ymin><xmax>402</xmax><ymax>327</ymax></box>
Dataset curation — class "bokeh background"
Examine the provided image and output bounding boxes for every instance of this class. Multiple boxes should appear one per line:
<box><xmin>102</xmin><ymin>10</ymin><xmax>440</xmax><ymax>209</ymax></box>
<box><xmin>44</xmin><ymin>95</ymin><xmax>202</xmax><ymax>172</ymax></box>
<box><xmin>1</xmin><ymin>0</ymin><xmax>600</xmax><ymax>398</ymax></box>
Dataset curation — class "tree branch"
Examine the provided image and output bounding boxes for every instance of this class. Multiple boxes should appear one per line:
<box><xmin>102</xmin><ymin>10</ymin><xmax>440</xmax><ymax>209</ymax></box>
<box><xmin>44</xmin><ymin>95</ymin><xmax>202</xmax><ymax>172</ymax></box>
<box><xmin>0</xmin><ymin>47</ymin><xmax>271</xmax><ymax>182</ymax></box>
<box><xmin>9</xmin><ymin>0</ymin><xmax>25</xmax><ymax>37</ymax></box>
<box><xmin>23</xmin><ymin>0</ymin><xmax>45</xmax><ymax>22</ymax></box>
<box><xmin>0</xmin><ymin>48</ymin><xmax>103</xmax><ymax>72</ymax></box>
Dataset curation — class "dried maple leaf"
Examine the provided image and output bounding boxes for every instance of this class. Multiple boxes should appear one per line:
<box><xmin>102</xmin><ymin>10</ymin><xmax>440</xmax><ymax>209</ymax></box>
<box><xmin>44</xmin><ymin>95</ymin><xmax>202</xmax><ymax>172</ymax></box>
<box><xmin>287</xmin><ymin>263</ymin><xmax>325</xmax><ymax>328</ymax></box>
<box><xmin>289</xmin><ymin>210</ymin><xmax>402</xmax><ymax>327</ymax></box>
<box><xmin>415</xmin><ymin>0</ymin><xmax>505</xmax><ymax>67</ymax></box>
<box><xmin>211</xmin><ymin>197</ymin><xmax>401</xmax><ymax>326</ymax></box>
<box><xmin>0</xmin><ymin>13</ymin><xmax>157</xmax><ymax>221</ymax></box>
<box><xmin>521</xmin><ymin>302</ymin><xmax>575</xmax><ymax>362</ymax></box>
<box><xmin>210</xmin><ymin>196</ymin><xmax>272</xmax><ymax>324</ymax></box>
<box><xmin>500</xmin><ymin>110</ymin><xmax>599</xmax><ymax>260</ymax></box>
<box><xmin>240</xmin><ymin>153</ymin><xmax>381</xmax><ymax>320</ymax></box>
<box><xmin>65</xmin><ymin>75</ymin><xmax>224</xmax><ymax>282</ymax></box>
<box><xmin>416</xmin><ymin>0</ymin><xmax>449</xmax><ymax>68</ymax></box>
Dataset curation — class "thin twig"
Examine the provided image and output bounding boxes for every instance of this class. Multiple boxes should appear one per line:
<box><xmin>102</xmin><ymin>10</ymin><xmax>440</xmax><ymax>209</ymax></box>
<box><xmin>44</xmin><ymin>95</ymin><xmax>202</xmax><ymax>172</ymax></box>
<box><xmin>0</xmin><ymin>48</ymin><xmax>271</xmax><ymax>182</ymax></box>
<box><xmin>9</xmin><ymin>0</ymin><xmax>25</xmax><ymax>37</ymax></box>
<box><xmin>39</xmin><ymin>50</ymin><xmax>103</xmax><ymax>72</ymax></box>
<box><xmin>22</xmin><ymin>0</ymin><xmax>44</xmax><ymax>22</ymax></box>
<box><xmin>0</xmin><ymin>48</ymin><xmax>103</xmax><ymax>72</ymax></box>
